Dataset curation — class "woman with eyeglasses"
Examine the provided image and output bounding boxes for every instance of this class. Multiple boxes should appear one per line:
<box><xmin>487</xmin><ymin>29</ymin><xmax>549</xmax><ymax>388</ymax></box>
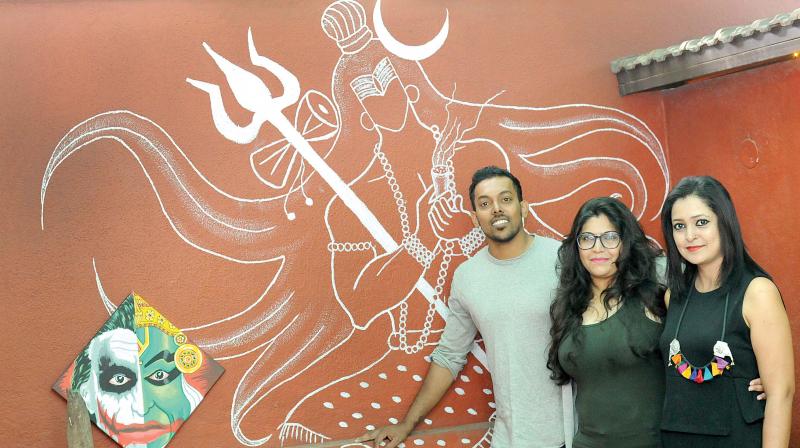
<box><xmin>547</xmin><ymin>197</ymin><xmax>666</xmax><ymax>447</ymax></box>
<box><xmin>658</xmin><ymin>176</ymin><xmax>793</xmax><ymax>447</ymax></box>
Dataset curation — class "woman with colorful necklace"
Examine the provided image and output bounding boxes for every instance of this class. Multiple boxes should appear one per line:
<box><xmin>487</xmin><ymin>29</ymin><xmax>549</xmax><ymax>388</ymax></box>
<box><xmin>548</xmin><ymin>197</ymin><xmax>666</xmax><ymax>447</ymax></box>
<box><xmin>659</xmin><ymin>176</ymin><xmax>793</xmax><ymax>447</ymax></box>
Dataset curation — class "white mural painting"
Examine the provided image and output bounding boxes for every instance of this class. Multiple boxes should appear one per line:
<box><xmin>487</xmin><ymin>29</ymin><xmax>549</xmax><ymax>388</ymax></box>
<box><xmin>40</xmin><ymin>0</ymin><xmax>668</xmax><ymax>445</ymax></box>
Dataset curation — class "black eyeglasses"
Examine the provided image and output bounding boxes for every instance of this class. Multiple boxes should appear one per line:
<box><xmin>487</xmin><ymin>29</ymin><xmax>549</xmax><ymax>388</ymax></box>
<box><xmin>577</xmin><ymin>231</ymin><xmax>621</xmax><ymax>250</ymax></box>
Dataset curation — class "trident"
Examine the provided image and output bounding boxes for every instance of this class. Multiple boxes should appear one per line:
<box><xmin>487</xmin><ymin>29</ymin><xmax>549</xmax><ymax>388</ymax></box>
<box><xmin>187</xmin><ymin>29</ymin><xmax>486</xmax><ymax>364</ymax></box>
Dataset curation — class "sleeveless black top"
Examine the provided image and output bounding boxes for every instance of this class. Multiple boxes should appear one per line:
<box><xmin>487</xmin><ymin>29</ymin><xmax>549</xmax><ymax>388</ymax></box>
<box><xmin>658</xmin><ymin>271</ymin><xmax>765</xmax><ymax>446</ymax></box>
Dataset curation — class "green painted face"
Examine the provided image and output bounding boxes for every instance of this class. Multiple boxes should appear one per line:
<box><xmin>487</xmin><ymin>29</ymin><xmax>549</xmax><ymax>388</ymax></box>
<box><xmin>137</xmin><ymin>326</ymin><xmax>192</xmax><ymax>448</ymax></box>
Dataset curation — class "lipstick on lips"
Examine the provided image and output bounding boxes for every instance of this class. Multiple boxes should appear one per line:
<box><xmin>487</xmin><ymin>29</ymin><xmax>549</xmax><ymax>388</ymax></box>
<box><xmin>686</xmin><ymin>245</ymin><xmax>704</xmax><ymax>252</ymax></box>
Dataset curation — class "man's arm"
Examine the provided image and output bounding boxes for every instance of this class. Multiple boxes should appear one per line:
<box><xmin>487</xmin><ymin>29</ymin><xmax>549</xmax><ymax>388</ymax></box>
<box><xmin>357</xmin><ymin>274</ymin><xmax>477</xmax><ymax>447</ymax></box>
<box><xmin>356</xmin><ymin>363</ymin><xmax>455</xmax><ymax>447</ymax></box>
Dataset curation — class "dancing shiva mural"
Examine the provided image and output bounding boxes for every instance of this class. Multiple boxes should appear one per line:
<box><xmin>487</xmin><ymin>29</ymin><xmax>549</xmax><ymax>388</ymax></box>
<box><xmin>41</xmin><ymin>0</ymin><xmax>668</xmax><ymax>445</ymax></box>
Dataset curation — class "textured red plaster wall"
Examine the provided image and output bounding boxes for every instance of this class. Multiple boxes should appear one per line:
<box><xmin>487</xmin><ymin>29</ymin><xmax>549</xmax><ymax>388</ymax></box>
<box><xmin>662</xmin><ymin>59</ymin><xmax>800</xmax><ymax>443</ymax></box>
<box><xmin>1</xmin><ymin>1</ymin><xmax>797</xmax><ymax>447</ymax></box>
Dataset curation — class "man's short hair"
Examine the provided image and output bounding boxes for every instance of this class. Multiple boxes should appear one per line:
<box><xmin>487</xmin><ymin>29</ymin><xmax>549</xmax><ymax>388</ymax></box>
<box><xmin>468</xmin><ymin>166</ymin><xmax>523</xmax><ymax>210</ymax></box>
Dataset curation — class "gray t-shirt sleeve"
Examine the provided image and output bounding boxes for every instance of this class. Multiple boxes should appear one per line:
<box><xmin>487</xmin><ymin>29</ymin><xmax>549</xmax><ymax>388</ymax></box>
<box><xmin>655</xmin><ymin>254</ymin><xmax>667</xmax><ymax>285</ymax></box>
<box><xmin>430</xmin><ymin>279</ymin><xmax>477</xmax><ymax>378</ymax></box>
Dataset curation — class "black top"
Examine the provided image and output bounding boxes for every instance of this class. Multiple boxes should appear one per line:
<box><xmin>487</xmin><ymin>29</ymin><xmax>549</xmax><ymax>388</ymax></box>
<box><xmin>659</xmin><ymin>271</ymin><xmax>765</xmax><ymax>442</ymax></box>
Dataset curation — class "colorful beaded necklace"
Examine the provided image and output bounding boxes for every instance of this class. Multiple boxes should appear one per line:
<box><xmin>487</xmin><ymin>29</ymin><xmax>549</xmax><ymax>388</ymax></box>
<box><xmin>667</xmin><ymin>282</ymin><xmax>735</xmax><ymax>383</ymax></box>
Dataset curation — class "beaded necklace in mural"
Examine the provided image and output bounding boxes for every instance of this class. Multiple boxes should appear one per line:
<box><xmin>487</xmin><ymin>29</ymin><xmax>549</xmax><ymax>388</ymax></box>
<box><xmin>371</xmin><ymin>142</ymin><xmax>445</xmax><ymax>354</ymax></box>
<box><xmin>667</xmin><ymin>279</ymin><xmax>735</xmax><ymax>383</ymax></box>
<box><xmin>328</xmin><ymin>142</ymin><xmax>485</xmax><ymax>354</ymax></box>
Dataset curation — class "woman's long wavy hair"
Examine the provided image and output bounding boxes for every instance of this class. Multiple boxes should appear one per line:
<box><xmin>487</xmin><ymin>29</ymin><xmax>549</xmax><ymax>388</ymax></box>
<box><xmin>660</xmin><ymin>176</ymin><xmax>770</xmax><ymax>303</ymax></box>
<box><xmin>547</xmin><ymin>197</ymin><xmax>665</xmax><ymax>385</ymax></box>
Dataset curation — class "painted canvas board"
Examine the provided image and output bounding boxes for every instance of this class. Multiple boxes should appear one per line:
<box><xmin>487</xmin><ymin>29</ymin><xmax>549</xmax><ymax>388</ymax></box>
<box><xmin>53</xmin><ymin>293</ymin><xmax>224</xmax><ymax>447</ymax></box>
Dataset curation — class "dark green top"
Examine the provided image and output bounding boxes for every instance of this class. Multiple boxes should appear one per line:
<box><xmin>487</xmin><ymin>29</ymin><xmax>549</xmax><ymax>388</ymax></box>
<box><xmin>559</xmin><ymin>299</ymin><xmax>664</xmax><ymax>448</ymax></box>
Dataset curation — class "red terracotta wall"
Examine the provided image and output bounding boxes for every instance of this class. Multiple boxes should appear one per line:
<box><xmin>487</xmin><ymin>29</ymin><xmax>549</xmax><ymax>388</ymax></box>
<box><xmin>1</xmin><ymin>1</ymin><xmax>797</xmax><ymax>447</ymax></box>
<box><xmin>662</xmin><ymin>59</ymin><xmax>800</xmax><ymax>443</ymax></box>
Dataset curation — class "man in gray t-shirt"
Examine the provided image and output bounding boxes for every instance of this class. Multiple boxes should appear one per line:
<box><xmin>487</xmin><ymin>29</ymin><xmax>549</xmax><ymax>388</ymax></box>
<box><xmin>358</xmin><ymin>166</ymin><xmax>572</xmax><ymax>448</ymax></box>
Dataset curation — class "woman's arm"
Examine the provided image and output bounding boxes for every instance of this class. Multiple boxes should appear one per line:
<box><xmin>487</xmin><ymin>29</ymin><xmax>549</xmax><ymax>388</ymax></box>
<box><xmin>743</xmin><ymin>277</ymin><xmax>794</xmax><ymax>448</ymax></box>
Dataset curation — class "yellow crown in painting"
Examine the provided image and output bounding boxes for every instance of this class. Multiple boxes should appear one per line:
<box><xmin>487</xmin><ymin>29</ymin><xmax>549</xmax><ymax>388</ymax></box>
<box><xmin>134</xmin><ymin>293</ymin><xmax>182</xmax><ymax>336</ymax></box>
<box><xmin>133</xmin><ymin>292</ymin><xmax>203</xmax><ymax>374</ymax></box>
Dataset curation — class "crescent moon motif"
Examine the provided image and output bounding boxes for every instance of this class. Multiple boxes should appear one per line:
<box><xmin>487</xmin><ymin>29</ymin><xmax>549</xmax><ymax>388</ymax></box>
<box><xmin>373</xmin><ymin>0</ymin><xmax>449</xmax><ymax>61</ymax></box>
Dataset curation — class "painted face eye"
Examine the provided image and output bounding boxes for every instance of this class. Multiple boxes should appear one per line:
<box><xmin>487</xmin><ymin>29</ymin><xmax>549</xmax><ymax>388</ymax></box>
<box><xmin>149</xmin><ymin>370</ymin><xmax>168</xmax><ymax>381</ymax></box>
<box><xmin>696</xmin><ymin>218</ymin><xmax>710</xmax><ymax>226</ymax></box>
<box><xmin>145</xmin><ymin>368</ymin><xmax>180</xmax><ymax>386</ymax></box>
<box><xmin>109</xmin><ymin>373</ymin><xmax>133</xmax><ymax>386</ymax></box>
<box><xmin>98</xmin><ymin>361</ymin><xmax>138</xmax><ymax>394</ymax></box>
<box><xmin>672</xmin><ymin>222</ymin><xmax>685</xmax><ymax>231</ymax></box>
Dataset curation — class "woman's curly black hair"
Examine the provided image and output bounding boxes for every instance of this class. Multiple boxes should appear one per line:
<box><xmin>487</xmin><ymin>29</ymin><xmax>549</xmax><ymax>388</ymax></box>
<box><xmin>547</xmin><ymin>197</ymin><xmax>665</xmax><ymax>385</ymax></box>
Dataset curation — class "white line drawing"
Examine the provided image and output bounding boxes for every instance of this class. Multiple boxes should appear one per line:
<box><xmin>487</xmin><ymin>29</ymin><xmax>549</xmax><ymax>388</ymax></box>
<box><xmin>186</xmin><ymin>29</ymin><xmax>300</xmax><ymax>145</ymax></box>
<box><xmin>41</xmin><ymin>0</ymin><xmax>669</xmax><ymax>445</ymax></box>
<box><xmin>372</xmin><ymin>0</ymin><xmax>449</xmax><ymax>61</ymax></box>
